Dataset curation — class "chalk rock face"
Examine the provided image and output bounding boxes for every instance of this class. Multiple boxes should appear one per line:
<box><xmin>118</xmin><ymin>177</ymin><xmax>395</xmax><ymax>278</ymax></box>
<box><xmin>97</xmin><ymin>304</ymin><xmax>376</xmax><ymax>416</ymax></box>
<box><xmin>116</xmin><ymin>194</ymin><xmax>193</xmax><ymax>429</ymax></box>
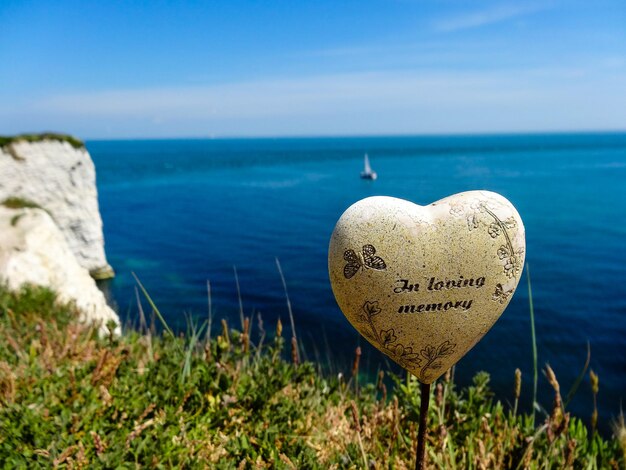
<box><xmin>0</xmin><ymin>207</ymin><xmax>120</xmax><ymax>335</ymax></box>
<box><xmin>0</xmin><ymin>140</ymin><xmax>113</xmax><ymax>278</ymax></box>
<box><xmin>329</xmin><ymin>191</ymin><xmax>525</xmax><ymax>383</ymax></box>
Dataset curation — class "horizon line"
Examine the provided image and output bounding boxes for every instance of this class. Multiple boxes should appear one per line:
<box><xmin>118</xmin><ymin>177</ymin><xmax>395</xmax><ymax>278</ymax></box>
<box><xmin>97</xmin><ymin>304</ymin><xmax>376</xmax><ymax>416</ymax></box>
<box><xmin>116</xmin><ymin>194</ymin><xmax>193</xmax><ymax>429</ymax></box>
<box><xmin>80</xmin><ymin>128</ymin><xmax>626</xmax><ymax>142</ymax></box>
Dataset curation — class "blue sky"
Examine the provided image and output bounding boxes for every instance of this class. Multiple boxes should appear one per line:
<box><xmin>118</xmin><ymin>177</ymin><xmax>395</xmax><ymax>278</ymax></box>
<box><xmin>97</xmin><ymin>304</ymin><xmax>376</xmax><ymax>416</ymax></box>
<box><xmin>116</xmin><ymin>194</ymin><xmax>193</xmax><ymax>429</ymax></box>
<box><xmin>1</xmin><ymin>0</ymin><xmax>625</xmax><ymax>138</ymax></box>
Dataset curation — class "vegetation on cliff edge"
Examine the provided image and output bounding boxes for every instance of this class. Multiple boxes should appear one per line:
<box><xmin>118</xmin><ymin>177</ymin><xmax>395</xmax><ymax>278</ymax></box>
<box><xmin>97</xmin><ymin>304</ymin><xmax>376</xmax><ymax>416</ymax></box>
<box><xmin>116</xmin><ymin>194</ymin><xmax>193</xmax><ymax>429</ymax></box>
<box><xmin>0</xmin><ymin>284</ymin><xmax>623</xmax><ymax>468</ymax></box>
<box><xmin>0</xmin><ymin>133</ymin><xmax>84</xmax><ymax>150</ymax></box>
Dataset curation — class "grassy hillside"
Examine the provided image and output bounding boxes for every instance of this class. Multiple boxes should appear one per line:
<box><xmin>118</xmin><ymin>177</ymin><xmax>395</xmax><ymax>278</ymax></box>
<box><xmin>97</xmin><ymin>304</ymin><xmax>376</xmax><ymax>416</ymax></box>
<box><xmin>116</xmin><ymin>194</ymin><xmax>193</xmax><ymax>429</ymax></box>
<box><xmin>0</xmin><ymin>133</ymin><xmax>84</xmax><ymax>149</ymax></box>
<box><xmin>0</xmin><ymin>284</ymin><xmax>623</xmax><ymax>468</ymax></box>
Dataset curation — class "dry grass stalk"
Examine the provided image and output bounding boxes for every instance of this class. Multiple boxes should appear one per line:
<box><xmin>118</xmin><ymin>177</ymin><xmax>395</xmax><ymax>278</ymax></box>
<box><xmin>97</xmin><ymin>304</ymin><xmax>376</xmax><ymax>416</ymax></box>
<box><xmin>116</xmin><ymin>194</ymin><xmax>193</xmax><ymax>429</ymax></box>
<box><xmin>291</xmin><ymin>337</ymin><xmax>299</xmax><ymax>366</ymax></box>
<box><xmin>137</xmin><ymin>402</ymin><xmax>157</xmax><ymax>423</ymax></box>
<box><xmin>53</xmin><ymin>445</ymin><xmax>77</xmax><ymax>467</ymax></box>
<box><xmin>351</xmin><ymin>346</ymin><xmax>361</xmax><ymax>378</ymax></box>
<box><xmin>349</xmin><ymin>400</ymin><xmax>368</xmax><ymax>468</ymax></box>
<box><xmin>275</xmin><ymin>257</ymin><xmax>299</xmax><ymax>364</ymax></box>
<box><xmin>590</xmin><ymin>369</ymin><xmax>599</xmax><ymax>433</ymax></box>
<box><xmin>99</xmin><ymin>384</ymin><xmax>113</xmax><ymax>406</ymax></box>
<box><xmin>242</xmin><ymin>317</ymin><xmax>250</xmax><ymax>354</ymax></box>
<box><xmin>564</xmin><ymin>438</ymin><xmax>577</xmax><ymax>468</ymax></box>
<box><xmin>351</xmin><ymin>346</ymin><xmax>361</xmax><ymax>394</ymax></box>
<box><xmin>514</xmin><ymin>368</ymin><xmax>522</xmax><ymax>416</ymax></box>
<box><xmin>612</xmin><ymin>412</ymin><xmax>626</xmax><ymax>462</ymax></box>
<box><xmin>221</xmin><ymin>319</ymin><xmax>230</xmax><ymax>348</ymax></box>
<box><xmin>90</xmin><ymin>431</ymin><xmax>106</xmax><ymax>457</ymax></box>
<box><xmin>91</xmin><ymin>347</ymin><xmax>127</xmax><ymax>388</ymax></box>
<box><xmin>257</xmin><ymin>312</ymin><xmax>265</xmax><ymax>349</ymax></box>
<box><xmin>435</xmin><ymin>382</ymin><xmax>444</xmax><ymax>408</ymax></box>
<box><xmin>276</xmin><ymin>318</ymin><xmax>283</xmax><ymax>338</ymax></box>
<box><xmin>0</xmin><ymin>361</ymin><xmax>15</xmax><ymax>405</ymax></box>
<box><xmin>377</xmin><ymin>370</ymin><xmax>387</xmax><ymax>403</ymax></box>
<box><xmin>544</xmin><ymin>365</ymin><xmax>569</xmax><ymax>444</ymax></box>
<box><xmin>125</xmin><ymin>418</ymin><xmax>155</xmax><ymax>450</ymax></box>
<box><xmin>95</xmin><ymin>346</ymin><xmax>128</xmax><ymax>386</ymax></box>
<box><xmin>206</xmin><ymin>280</ymin><xmax>212</xmax><ymax>341</ymax></box>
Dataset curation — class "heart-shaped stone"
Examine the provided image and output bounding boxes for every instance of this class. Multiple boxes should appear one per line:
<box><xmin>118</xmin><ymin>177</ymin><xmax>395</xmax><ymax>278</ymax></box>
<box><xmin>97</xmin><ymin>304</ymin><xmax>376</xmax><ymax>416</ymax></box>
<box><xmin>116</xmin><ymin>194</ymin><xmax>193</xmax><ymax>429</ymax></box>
<box><xmin>328</xmin><ymin>191</ymin><xmax>525</xmax><ymax>383</ymax></box>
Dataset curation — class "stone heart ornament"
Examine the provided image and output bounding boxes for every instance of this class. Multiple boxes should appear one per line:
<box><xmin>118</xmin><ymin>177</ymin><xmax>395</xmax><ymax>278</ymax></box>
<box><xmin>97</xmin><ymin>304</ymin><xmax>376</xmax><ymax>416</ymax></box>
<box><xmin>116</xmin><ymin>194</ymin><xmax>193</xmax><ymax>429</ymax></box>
<box><xmin>328</xmin><ymin>191</ymin><xmax>525</xmax><ymax>383</ymax></box>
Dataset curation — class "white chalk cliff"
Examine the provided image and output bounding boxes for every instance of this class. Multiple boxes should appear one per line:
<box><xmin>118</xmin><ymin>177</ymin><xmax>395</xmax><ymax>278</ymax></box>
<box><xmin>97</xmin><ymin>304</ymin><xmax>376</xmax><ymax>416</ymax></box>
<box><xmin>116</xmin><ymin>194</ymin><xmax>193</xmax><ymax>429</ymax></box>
<box><xmin>0</xmin><ymin>206</ymin><xmax>120</xmax><ymax>335</ymax></box>
<box><xmin>0</xmin><ymin>139</ymin><xmax>114</xmax><ymax>278</ymax></box>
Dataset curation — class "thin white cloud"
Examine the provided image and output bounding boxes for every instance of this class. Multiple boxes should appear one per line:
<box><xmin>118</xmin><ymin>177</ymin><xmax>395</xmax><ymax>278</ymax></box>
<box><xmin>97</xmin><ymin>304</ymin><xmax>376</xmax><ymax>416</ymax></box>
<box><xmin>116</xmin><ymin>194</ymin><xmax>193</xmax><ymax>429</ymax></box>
<box><xmin>33</xmin><ymin>71</ymin><xmax>537</xmax><ymax>119</ymax></box>
<box><xmin>432</xmin><ymin>3</ymin><xmax>548</xmax><ymax>33</ymax></box>
<box><xmin>8</xmin><ymin>66</ymin><xmax>621</xmax><ymax>138</ymax></box>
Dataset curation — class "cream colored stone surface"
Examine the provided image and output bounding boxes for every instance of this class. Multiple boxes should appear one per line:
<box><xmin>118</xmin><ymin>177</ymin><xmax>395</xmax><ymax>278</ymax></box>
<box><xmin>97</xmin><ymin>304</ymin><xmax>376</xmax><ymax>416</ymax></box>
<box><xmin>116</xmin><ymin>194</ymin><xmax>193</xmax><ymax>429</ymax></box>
<box><xmin>328</xmin><ymin>191</ymin><xmax>525</xmax><ymax>383</ymax></box>
<box><xmin>0</xmin><ymin>207</ymin><xmax>120</xmax><ymax>336</ymax></box>
<box><xmin>0</xmin><ymin>140</ymin><xmax>113</xmax><ymax>277</ymax></box>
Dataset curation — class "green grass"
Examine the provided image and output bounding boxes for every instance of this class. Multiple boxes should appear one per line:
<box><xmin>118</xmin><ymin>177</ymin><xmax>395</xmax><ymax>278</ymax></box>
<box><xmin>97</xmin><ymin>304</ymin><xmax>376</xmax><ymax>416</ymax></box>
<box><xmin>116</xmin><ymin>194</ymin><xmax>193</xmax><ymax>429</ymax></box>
<box><xmin>1</xmin><ymin>197</ymin><xmax>44</xmax><ymax>211</ymax></box>
<box><xmin>0</xmin><ymin>133</ymin><xmax>84</xmax><ymax>149</ymax></box>
<box><xmin>0</xmin><ymin>283</ymin><xmax>624</xmax><ymax>468</ymax></box>
<box><xmin>2</xmin><ymin>197</ymin><xmax>54</xmax><ymax>224</ymax></box>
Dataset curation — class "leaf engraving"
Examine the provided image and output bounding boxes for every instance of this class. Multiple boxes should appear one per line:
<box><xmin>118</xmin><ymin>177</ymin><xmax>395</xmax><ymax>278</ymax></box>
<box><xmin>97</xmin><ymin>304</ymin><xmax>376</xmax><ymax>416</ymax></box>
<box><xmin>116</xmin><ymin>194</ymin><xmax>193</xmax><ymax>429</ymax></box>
<box><xmin>419</xmin><ymin>341</ymin><xmax>457</xmax><ymax>382</ymax></box>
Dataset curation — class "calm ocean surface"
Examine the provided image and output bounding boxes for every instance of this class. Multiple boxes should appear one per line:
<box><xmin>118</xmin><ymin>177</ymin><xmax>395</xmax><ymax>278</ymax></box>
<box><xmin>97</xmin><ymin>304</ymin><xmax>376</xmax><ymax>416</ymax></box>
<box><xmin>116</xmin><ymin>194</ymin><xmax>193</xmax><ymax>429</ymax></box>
<box><xmin>88</xmin><ymin>134</ymin><xmax>626</xmax><ymax>428</ymax></box>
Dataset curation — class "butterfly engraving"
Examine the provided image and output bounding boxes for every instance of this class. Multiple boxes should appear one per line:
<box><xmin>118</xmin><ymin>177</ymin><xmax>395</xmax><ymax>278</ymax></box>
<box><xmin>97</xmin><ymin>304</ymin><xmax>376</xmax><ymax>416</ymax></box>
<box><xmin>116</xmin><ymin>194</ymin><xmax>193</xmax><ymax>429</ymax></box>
<box><xmin>343</xmin><ymin>244</ymin><xmax>387</xmax><ymax>279</ymax></box>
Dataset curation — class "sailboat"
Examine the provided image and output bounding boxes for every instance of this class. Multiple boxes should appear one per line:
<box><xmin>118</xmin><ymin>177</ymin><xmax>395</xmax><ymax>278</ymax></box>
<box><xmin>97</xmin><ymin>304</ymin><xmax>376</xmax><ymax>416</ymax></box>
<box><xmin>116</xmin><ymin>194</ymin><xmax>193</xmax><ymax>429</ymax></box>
<box><xmin>360</xmin><ymin>153</ymin><xmax>377</xmax><ymax>180</ymax></box>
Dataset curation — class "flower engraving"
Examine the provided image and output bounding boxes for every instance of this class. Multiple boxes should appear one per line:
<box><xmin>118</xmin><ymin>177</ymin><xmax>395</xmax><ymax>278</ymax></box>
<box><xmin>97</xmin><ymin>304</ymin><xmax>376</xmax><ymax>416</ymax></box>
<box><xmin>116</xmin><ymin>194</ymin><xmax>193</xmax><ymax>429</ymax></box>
<box><xmin>449</xmin><ymin>203</ymin><xmax>464</xmax><ymax>216</ymax></box>
<box><xmin>504</xmin><ymin>255</ymin><xmax>521</xmax><ymax>279</ymax></box>
<box><xmin>504</xmin><ymin>217</ymin><xmax>517</xmax><ymax>229</ymax></box>
<box><xmin>488</xmin><ymin>222</ymin><xmax>501</xmax><ymax>238</ymax></box>
<box><xmin>471</xmin><ymin>201</ymin><xmax>488</xmax><ymax>213</ymax></box>
<box><xmin>473</xmin><ymin>202</ymin><xmax>523</xmax><ymax>280</ymax></box>
<box><xmin>391</xmin><ymin>344</ymin><xmax>421</xmax><ymax>366</ymax></box>
<box><xmin>359</xmin><ymin>301</ymin><xmax>381</xmax><ymax>322</ymax></box>
<box><xmin>364</xmin><ymin>301</ymin><xmax>381</xmax><ymax>316</ymax></box>
<box><xmin>354</xmin><ymin>303</ymin><xmax>422</xmax><ymax>369</ymax></box>
<box><xmin>378</xmin><ymin>330</ymin><xmax>421</xmax><ymax>367</ymax></box>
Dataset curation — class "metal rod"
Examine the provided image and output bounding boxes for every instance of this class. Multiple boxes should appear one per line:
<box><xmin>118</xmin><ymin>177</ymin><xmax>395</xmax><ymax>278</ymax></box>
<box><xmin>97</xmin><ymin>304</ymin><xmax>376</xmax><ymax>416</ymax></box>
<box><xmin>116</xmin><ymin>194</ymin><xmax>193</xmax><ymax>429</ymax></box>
<box><xmin>415</xmin><ymin>381</ymin><xmax>431</xmax><ymax>470</ymax></box>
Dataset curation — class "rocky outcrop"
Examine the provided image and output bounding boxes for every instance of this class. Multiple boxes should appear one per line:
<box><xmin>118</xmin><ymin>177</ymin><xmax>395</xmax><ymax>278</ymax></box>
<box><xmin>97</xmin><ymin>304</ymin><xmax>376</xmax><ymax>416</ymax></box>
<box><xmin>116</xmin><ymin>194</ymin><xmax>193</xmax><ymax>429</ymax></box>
<box><xmin>0</xmin><ymin>138</ymin><xmax>114</xmax><ymax>279</ymax></box>
<box><xmin>0</xmin><ymin>206</ymin><xmax>120</xmax><ymax>335</ymax></box>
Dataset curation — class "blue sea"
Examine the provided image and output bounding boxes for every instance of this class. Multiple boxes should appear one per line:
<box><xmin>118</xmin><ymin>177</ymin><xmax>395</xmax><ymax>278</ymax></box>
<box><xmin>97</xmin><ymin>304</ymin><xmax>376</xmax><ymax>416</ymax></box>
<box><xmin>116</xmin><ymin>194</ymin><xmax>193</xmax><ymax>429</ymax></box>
<box><xmin>88</xmin><ymin>134</ymin><xmax>626</xmax><ymax>430</ymax></box>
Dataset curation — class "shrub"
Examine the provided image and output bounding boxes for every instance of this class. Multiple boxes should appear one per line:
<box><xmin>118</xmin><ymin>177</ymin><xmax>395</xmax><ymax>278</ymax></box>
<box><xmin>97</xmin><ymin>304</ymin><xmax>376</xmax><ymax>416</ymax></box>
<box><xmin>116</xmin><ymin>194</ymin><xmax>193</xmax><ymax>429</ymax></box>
<box><xmin>0</xmin><ymin>283</ymin><xmax>622</xmax><ymax>468</ymax></box>
<box><xmin>0</xmin><ymin>133</ymin><xmax>84</xmax><ymax>149</ymax></box>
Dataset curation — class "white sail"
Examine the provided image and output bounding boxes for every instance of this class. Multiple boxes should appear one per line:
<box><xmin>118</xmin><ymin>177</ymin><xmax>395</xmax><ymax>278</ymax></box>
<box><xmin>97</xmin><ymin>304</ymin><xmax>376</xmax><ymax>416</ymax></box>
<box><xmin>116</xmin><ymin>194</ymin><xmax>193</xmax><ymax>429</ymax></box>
<box><xmin>360</xmin><ymin>153</ymin><xmax>377</xmax><ymax>180</ymax></box>
<box><xmin>364</xmin><ymin>154</ymin><xmax>372</xmax><ymax>173</ymax></box>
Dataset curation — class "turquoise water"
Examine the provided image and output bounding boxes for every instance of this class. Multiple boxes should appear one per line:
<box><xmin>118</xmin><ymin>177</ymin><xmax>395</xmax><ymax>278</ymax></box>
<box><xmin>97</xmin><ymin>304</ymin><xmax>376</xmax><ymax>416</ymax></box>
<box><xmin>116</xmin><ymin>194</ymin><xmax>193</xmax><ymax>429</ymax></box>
<box><xmin>89</xmin><ymin>134</ymin><xmax>626</xmax><ymax>429</ymax></box>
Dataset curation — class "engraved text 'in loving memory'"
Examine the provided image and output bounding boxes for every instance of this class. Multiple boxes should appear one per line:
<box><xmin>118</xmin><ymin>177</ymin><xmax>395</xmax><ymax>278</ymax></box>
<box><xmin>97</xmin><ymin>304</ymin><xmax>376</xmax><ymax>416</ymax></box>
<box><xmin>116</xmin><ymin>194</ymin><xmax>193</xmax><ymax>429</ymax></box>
<box><xmin>394</xmin><ymin>275</ymin><xmax>486</xmax><ymax>314</ymax></box>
